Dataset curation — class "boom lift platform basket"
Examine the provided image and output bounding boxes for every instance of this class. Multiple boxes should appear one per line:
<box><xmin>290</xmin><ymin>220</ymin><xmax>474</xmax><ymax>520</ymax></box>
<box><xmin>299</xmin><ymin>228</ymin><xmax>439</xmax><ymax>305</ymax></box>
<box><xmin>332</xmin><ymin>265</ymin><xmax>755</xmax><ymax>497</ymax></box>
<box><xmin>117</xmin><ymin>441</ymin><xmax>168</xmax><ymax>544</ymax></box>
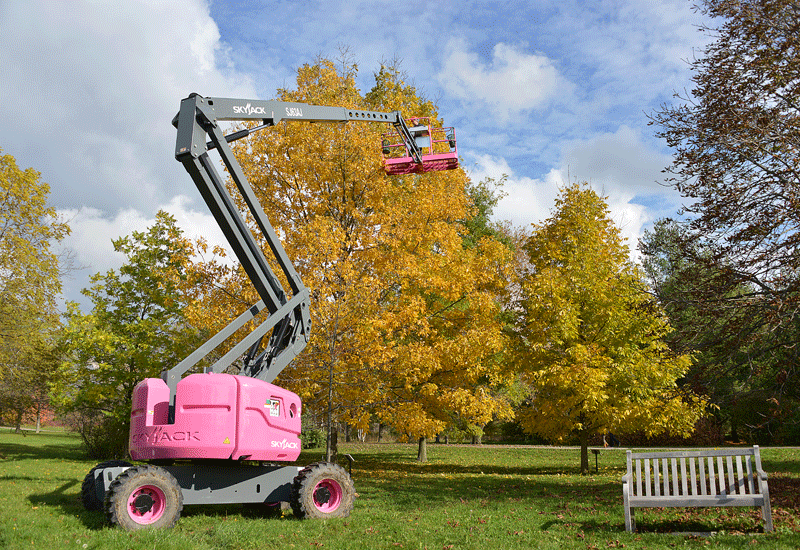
<box><xmin>80</xmin><ymin>93</ymin><xmax>460</xmax><ymax>530</ymax></box>
<box><xmin>382</xmin><ymin>117</ymin><xmax>458</xmax><ymax>175</ymax></box>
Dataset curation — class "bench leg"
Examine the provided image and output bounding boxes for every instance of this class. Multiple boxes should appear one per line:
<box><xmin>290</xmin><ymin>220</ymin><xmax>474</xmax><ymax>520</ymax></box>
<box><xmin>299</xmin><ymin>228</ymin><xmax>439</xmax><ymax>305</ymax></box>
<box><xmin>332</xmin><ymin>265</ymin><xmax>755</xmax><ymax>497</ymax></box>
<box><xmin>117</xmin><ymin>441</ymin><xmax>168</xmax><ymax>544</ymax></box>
<box><xmin>622</xmin><ymin>478</ymin><xmax>634</xmax><ymax>533</ymax></box>
<box><xmin>762</xmin><ymin>492</ymin><xmax>773</xmax><ymax>532</ymax></box>
<box><xmin>623</xmin><ymin>498</ymin><xmax>634</xmax><ymax>532</ymax></box>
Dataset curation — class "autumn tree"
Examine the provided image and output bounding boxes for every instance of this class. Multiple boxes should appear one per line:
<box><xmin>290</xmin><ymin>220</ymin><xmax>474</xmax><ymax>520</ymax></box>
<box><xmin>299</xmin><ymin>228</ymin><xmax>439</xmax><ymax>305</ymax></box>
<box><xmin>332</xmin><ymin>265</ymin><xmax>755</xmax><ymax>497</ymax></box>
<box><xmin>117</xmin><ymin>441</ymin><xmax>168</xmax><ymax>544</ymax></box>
<box><xmin>228</xmin><ymin>58</ymin><xmax>514</xmax><ymax>460</ymax></box>
<box><xmin>0</xmin><ymin>148</ymin><xmax>69</xmax><ymax>431</ymax></box>
<box><xmin>514</xmin><ymin>184</ymin><xmax>706</xmax><ymax>473</ymax></box>
<box><xmin>56</xmin><ymin>212</ymin><xmax>206</xmax><ymax>457</ymax></box>
<box><xmin>649</xmin><ymin>0</ymin><xmax>800</xmax><ymax>434</ymax></box>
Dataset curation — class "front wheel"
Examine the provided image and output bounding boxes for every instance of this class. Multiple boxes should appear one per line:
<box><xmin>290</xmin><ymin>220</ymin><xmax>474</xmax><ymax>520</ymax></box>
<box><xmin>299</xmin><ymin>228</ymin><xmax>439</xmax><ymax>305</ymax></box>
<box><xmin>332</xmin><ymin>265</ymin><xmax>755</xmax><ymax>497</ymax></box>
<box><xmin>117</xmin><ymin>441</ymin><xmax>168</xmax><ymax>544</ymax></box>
<box><xmin>105</xmin><ymin>465</ymin><xmax>183</xmax><ymax>530</ymax></box>
<box><xmin>291</xmin><ymin>462</ymin><xmax>355</xmax><ymax>519</ymax></box>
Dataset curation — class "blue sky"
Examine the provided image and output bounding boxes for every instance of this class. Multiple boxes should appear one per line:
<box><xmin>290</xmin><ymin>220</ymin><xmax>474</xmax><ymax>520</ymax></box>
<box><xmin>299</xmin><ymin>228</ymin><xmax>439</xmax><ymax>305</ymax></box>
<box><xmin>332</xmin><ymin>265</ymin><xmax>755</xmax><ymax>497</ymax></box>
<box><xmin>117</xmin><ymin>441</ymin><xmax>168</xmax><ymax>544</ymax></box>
<box><xmin>0</xmin><ymin>0</ymin><xmax>712</xmax><ymax>306</ymax></box>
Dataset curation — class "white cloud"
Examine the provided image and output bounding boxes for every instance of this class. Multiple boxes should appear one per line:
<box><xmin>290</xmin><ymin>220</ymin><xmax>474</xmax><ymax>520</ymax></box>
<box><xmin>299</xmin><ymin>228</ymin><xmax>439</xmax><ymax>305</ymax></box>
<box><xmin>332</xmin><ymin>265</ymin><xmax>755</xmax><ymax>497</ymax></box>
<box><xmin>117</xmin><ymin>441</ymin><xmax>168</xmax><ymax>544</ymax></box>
<box><xmin>0</xmin><ymin>0</ymin><xmax>259</xmax><ymax>307</ymax></box>
<box><xmin>466</xmin><ymin>153</ymin><xmax>562</xmax><ymax>229</ymax></box>
<box><xmin>59</xmin><ymin>195</ymin><xmax>233</xmax><ymax>309</ymax></box>
<box><xmin>557</xmin><ymin>126</ymin><xmax>683</xmax><ymax>257</ymax></box>
<box><xmin>466</xmin><ymin>123</ymin><xmax>682</xmax><ymax>259</ymax></box>
<box><xmin>559</xmin><ymin>125</ymin><xmax>678</xmax><ymax>204</ymax></box>
<box><xmin>438</xmin><ymin>40</ymin><xmax>564</xmax><ymax>120</ymax></box>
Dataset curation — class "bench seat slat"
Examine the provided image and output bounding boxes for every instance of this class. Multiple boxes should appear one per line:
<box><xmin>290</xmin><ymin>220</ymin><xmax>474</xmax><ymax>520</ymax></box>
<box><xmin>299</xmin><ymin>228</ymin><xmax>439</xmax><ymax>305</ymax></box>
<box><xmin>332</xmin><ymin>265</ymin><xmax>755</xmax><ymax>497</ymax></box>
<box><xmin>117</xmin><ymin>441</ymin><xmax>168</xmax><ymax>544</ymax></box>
<box><xmin>629</xmin><ymin>495</ymin><xmax>764</xmax><ymax>508</ymax></box>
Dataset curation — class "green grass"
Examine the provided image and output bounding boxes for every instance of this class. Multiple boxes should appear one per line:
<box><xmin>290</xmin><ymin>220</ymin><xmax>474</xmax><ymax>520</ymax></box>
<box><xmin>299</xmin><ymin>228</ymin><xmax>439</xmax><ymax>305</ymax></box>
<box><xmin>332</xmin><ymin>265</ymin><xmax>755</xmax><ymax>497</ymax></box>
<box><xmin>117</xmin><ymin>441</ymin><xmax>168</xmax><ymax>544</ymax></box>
<box><xmin>2</xmin><ymin>431</ymin><xmax>800</xmax><ymax>549</ymax></box>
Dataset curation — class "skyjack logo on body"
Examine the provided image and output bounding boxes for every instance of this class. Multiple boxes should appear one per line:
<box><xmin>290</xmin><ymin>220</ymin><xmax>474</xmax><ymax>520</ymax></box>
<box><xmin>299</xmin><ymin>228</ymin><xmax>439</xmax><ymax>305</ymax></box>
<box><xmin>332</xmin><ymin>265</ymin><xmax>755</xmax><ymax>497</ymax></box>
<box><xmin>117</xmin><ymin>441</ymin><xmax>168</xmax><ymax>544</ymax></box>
<box><xmin>231</xmin><ymin>104</ymin><xmax>303</xmax><ymax>117</ymax></box>
<box><xmin>131</xmin><ymin>427</ymin><xmax>200</xmax><ymax>444</ymax></box>
<box><xmin>232</xmin><ymin>103</ymin><xmax>267</xmax><ymax>116</ymax></box>
<box><xmin>271</xmin><ymin>438</ymin><xmax>299</xmax><ymax>450</ymax></box>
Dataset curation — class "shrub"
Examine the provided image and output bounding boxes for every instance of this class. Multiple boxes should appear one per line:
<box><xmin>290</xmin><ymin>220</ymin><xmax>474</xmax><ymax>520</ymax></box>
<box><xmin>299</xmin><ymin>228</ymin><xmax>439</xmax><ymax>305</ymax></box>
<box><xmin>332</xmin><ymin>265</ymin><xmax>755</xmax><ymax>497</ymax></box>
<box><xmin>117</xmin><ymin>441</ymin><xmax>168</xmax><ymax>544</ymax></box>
<box><xmin>300</xmin><ymin>426</ymin><xmax>325</xmax><ymax>449</ymax></box>
<box><xmin>64</xmin><ymin>410</ymin><xmax>129</xmax><ymax>459</ymax></box>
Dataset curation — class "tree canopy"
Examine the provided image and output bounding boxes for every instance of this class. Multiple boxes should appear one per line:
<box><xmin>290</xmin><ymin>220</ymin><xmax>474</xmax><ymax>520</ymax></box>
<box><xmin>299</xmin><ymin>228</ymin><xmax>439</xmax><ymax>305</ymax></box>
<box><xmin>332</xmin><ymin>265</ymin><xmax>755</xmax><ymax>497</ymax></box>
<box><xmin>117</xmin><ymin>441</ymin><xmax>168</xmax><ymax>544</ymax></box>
<box><xmin>514</xmin><ymin>184</ymin><xmax>706</xmax><ymax>473</ymax></box>
<box><xmin>0</xmin><ymin>148</ymin><xmax>69</xmax><ymax>431</ymax></box>
<box><xmin>222</xmin><ymin>58</ymin><xmax>516</xmax><ymax>458</ymax></box>
<box><xmin>0</xmin><ymin>148</ymin><xmax>69</xmax><ymax>359</ymax></box>
<box><xmin>649</xmin><ymin>0</ymin><xmax>800</xmax><ymax>439</ymax></box>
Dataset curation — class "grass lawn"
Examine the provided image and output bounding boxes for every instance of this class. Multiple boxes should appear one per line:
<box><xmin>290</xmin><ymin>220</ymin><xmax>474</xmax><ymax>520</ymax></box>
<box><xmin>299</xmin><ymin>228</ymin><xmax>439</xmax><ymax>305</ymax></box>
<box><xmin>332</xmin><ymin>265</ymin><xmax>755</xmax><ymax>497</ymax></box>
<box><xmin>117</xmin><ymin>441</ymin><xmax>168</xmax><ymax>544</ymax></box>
<box><xmin>1</xmin><ymin>430</ymin><xmax>799</xmax><ymax>549</ymax></box>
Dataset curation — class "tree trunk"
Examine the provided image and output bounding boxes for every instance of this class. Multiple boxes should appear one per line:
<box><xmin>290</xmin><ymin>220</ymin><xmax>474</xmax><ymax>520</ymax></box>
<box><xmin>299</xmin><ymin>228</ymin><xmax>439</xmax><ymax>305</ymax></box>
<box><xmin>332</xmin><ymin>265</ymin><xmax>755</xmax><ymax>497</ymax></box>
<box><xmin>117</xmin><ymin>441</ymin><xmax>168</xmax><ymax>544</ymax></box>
<box><xmin>13</xmin><ymin>409</ymin><xmax>25</xmax><ymax>436</ymax></box>
<box><xmin>417</xmin><ymin>437</ymin><xmax>427</xmax><ymax>462</ymax></box>
<box><xmin>326</xmin><ymin>426</ymin><xmax>338</xmax><ymax>463</ymax></box>
<box><xmin>579</xmin><ymin>430</ymin><xmax>590</xmax><ymax>475</ymax></box>
<box><xmin>472</xmin><ymin>424</ymin><xmax>485</xmax><ymax>445</ymax></box>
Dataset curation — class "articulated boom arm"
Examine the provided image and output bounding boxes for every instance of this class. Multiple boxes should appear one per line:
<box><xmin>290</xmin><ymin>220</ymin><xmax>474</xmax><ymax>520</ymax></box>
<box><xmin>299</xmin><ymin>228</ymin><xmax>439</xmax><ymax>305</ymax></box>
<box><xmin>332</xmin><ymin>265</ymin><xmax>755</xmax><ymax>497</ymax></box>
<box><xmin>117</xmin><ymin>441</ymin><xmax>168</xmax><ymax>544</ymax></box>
<box><xmin>163</xmin><ymin>93</ymin><xmax>425</xmax><ymax>403</ymax></box>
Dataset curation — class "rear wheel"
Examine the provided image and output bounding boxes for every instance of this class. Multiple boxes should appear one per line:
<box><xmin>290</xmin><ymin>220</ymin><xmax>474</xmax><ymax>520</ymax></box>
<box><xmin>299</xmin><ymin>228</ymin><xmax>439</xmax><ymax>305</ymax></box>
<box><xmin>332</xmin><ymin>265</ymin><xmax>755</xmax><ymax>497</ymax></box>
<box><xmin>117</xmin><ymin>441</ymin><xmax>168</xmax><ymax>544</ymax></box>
<box><xmin>291</xmin><ymin>462</ymin><xmax>355</xmax><ymax>519</ymax></box>
<box><xmin>81</xmin><ymin>460</ymin><xmax>132</xmax><ymax>511</ymax></box>
<box><xmin>105</xmin><ymin>465</ymin><xmax>183</xmax><ymax>530</ymax></box>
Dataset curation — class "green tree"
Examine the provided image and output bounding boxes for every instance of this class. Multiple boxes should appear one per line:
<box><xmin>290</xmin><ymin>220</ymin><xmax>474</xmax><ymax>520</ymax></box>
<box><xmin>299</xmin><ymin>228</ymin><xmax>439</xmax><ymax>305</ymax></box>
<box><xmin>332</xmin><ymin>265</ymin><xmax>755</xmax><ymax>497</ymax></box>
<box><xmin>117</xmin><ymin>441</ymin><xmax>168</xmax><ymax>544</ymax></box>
<box><xmin>640</xmin><ymin>219</ymin><xmax>797</xmax><ymax>443</ymax></box>
<box><xmin>649</xmin><ymin>0</ymin><xmax>800</xmax><ymax>431</ymax></box>
<box><xmin>56</xmin><ymin>212</ymin><xmax>202</xmax><ymax>457</ymax></box>
<box><xmin>514</xmin><ymin>184</ymin><xmax>705</xmax><ymax>473</ymax></box>
<box><xmin>0</xmin><ymin>148</ymin><xmax>69</xmax><ymax>431</ymax></box>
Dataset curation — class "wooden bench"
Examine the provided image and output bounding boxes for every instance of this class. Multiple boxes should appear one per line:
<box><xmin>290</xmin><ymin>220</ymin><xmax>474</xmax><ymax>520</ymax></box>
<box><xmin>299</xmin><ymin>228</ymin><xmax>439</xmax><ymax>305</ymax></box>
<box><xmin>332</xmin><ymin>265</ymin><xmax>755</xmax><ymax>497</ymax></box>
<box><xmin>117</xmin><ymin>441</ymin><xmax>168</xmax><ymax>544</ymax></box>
<box><xmin>622</xmin><ymin>446</ymin><xmax>773</xmax><ymax>533</ymax></box>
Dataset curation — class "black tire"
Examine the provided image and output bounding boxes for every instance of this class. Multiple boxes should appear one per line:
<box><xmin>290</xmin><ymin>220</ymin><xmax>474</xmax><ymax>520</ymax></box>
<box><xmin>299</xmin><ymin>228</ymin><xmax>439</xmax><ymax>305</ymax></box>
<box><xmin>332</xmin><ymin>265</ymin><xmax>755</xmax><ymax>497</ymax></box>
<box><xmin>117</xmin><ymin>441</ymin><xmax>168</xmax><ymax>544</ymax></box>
<box><xmin>81</xmin><ymin>460</ymin><xmax>133</xmax><ymax>511</ymax></box>
<box><xmin>105</xmin><ymin>465</ymin><xmax>183</xmax><ymax>530</ymax></box>
<box><xmin>290</xmin><ymin>462</ymin><xmax>355</xmax><ymax>519</ymax></box>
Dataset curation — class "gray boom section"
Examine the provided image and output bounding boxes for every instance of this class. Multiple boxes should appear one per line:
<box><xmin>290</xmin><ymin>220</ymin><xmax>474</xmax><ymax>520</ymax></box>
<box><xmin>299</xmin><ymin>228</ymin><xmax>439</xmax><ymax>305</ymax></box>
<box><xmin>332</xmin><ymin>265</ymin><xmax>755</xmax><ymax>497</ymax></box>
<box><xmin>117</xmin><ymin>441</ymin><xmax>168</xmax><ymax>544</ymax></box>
<box><xmin>203</xmin><ymin>96</ymin><xmax>398</xmax><ymax>123</ymax></box>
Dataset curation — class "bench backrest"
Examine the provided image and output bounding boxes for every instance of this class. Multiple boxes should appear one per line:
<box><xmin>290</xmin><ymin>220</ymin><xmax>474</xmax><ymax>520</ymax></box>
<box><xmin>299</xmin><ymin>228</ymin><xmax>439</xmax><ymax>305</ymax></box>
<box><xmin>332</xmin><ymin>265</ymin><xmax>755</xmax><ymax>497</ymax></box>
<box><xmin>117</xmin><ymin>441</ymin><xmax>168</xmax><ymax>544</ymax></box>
<box><xmin>626</xmin><ymin>446</ymin><xmax>765</xmax><ymax>499</ymax></box>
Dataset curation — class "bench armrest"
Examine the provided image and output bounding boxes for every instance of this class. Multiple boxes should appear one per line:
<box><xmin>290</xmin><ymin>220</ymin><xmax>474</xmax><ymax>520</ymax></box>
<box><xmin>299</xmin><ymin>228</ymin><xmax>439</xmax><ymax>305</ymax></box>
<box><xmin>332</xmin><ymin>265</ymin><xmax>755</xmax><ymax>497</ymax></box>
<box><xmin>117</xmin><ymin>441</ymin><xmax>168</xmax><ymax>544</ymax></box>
<box><xmin>756</xmin><ymin>469</ymin><xmax>768</xmax><ymax>481</ymax></box>
<box><xmin>622</xmin><ymin>472</ymin><xmax>632</xmax><ymax>484</ymax></box>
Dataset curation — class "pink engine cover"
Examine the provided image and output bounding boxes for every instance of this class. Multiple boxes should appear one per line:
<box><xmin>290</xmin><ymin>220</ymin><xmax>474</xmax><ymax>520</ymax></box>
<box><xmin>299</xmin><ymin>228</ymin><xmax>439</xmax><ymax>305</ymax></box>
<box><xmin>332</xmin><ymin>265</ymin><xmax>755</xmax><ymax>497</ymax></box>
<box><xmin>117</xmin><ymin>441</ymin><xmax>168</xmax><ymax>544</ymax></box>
<box><xmin>129</xmin><ymin>373</ymin><xmax>301</xmax><ymax>462</ymax></box>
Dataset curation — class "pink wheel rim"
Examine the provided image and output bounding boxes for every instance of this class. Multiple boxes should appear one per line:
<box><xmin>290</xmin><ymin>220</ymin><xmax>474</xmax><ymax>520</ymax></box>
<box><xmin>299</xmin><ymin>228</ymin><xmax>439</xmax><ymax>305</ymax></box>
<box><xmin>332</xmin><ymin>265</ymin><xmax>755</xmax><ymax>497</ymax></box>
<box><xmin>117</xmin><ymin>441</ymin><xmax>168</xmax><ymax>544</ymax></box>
<box><xmin>312</xmin><ymin>479</ymin><xmax>342</xmax><ymax>513</ymax></box>
<box><xmin>127</xmin><ymin>484</ymin><xmax>166</xmax><ymax>524</ymax></box>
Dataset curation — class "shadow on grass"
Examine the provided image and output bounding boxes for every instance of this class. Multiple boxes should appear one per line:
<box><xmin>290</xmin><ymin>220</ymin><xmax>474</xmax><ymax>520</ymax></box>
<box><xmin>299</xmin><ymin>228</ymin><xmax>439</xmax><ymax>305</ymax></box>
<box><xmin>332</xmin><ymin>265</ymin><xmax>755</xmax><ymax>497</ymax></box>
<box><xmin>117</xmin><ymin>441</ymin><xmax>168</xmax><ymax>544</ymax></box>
<box><xmin>360</xmin><ymin>467</ymin><xmax>622</xmax><ymax>511</ymax></box>
<box><xmin>342</xmin><ymin>450</ymin><xmax>610</xmax><ymax>477</ymax></box>
<box><xmin>28</xmin><ymin>479</ymin><xmax>110</xmax><ymax>530</ymax></box>
<box><xmin>765</xmin><ymin>459</ymin><xmax>800</xmax><ymax>476</ymax></box>
<box><xmin>0</xmin><ymin>439</ymin><xmax>86</xmax><ymax>461</ymax></box>
<box><xmin>634</xmin><ymin>517</ymin><xmax>766</xmax><ymax>535</ymax></box>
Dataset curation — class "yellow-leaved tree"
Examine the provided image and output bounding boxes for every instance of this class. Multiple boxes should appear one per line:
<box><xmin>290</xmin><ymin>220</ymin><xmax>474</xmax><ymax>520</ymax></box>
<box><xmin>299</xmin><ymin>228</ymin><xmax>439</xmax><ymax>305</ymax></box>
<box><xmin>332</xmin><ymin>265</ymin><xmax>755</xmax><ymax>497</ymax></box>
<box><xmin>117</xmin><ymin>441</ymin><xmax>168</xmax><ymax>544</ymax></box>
<box><xmin>0</xmin><ymin>149</ymin><xmax>70</xmax><ymax>432</ymax></box>
<box><xmin>513</xmin><ymin>183</ymin><xmax>706</xmax><ymax>473</ymax></box>
<box><xmin>223</xmin><ymin>58</ymin><xmax>514</xmax><ymax>460</ymax></box>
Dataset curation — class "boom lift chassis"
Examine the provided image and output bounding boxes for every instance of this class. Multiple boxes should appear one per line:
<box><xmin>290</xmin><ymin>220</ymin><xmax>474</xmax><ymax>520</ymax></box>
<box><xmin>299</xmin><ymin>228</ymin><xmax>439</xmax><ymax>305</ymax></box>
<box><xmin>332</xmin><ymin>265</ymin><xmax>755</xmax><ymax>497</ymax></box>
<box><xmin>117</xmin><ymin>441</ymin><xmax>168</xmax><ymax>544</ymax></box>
<box><xmin>81</xmin><ymin>94</ymin><xmax>456</xmax><ymax>529</ymax></box>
